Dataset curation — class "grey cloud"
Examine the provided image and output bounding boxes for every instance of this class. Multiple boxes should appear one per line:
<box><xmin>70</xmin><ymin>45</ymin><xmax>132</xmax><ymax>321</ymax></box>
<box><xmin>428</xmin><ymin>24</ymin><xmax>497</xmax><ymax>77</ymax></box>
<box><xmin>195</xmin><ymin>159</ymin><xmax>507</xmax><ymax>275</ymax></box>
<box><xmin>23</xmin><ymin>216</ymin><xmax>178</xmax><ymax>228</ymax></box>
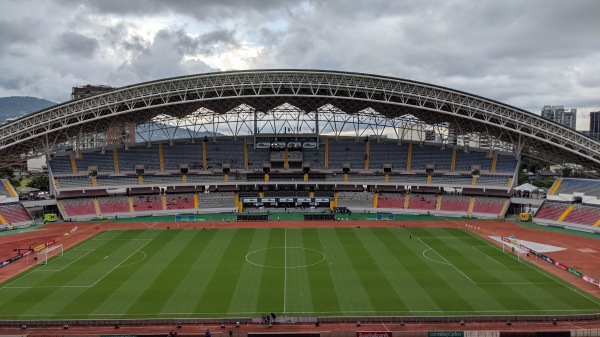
<box><xmin>1</xmin><ymin>0</ymin><xmax>598</xmax><ymax>125</ymax></box>
<box><xmin>200</xmin><ymin>28</ymin><xmax>237</xmax><ymax>46</ymax></box>
<box><xmin>55</xmin><ymin>32</ymin><xmax>99</xmax><ymax>58</ymax></box>
<box><xmin>63</xmin><ymin>0</ymin><xmax>303</xmax><ymax>22</ymax></box>
<box><xmin>114</xmin><ymin>28</ymin><xmax>217</xmax><ymax>84</ymax></box>
<box><xmin>0</xmin><ymin>18</ymin><xmax>41</xmax><ymax>55</ymax></box>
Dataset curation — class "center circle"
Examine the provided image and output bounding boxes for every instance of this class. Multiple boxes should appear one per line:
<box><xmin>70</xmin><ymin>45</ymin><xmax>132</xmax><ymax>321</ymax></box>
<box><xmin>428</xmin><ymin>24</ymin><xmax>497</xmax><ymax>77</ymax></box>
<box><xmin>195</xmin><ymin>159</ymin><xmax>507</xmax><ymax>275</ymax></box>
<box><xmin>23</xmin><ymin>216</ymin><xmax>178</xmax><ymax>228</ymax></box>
<box><xmin>245</xmin><ymin>247</ymin><xmax>326</xmax><ymax>268</ymax></box>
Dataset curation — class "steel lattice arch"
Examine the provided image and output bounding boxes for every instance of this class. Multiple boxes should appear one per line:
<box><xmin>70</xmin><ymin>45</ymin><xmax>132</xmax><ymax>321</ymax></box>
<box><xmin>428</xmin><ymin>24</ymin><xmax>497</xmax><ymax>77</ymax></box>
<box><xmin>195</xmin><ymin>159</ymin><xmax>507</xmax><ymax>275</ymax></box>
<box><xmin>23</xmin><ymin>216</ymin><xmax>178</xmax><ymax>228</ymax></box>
<box><xmin>0</xmin><ymin>69</ymin><xmax>599</xmax><ymax>172</ymax></box>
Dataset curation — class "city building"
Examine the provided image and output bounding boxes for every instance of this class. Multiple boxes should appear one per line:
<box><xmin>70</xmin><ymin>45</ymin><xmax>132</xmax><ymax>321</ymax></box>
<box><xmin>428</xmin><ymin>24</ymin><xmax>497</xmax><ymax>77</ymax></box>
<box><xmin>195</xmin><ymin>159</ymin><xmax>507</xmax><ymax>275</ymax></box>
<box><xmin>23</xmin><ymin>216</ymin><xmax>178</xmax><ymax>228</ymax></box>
<box><xmin>590</xmin><ymin>111</ymin><xmax>600</xmax><ymax>140</ymax></box>
<box><xmin>541</xmin><ymin>105</ymin><xmax>577</xmax><ymax>129</ymax></box>
<box><xmin>70</xmin><ymin>84</ymin><xmax>136</xmax><ymax>147</ymax></box>
<box><xmin>71</xmin><ymin>84</ymin><xmax>114</xmax><ymax>100</ymax></box>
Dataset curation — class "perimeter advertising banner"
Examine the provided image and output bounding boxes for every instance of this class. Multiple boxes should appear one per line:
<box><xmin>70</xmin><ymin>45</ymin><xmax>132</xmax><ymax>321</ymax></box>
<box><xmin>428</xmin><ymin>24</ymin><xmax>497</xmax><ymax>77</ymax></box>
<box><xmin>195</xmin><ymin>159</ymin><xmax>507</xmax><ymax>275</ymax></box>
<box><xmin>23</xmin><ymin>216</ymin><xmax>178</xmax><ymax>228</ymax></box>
<box><xmin>568</xmin><ymin>267</ymin><xmax>583</xmax><ymax>278</ymax></box>
<box><xmin>356</xmin><ymin>332</ymin><xmax>392</xmax><ymax>337</ymax></box>
<box><xmin>1</xmin><ymin>239</ymin><xmax>57</xmax><ymax>269</ymax></box>
<box><xmin>501</xmin><ymin>236</ymin><xmax>600</xmax><ymax>289</ymax></box>
<box><xmin>428</xmin><ymin>332</ymin><xmax>464</xmax><ymax>337</ymax></box>
<box><xmin>555</xmin><ymin>261</ymin><xmax>568</xmax><ymax>270</ymax></box>
<box><xmin>242</xmin><ymin>198</ymin><xmax>329</xmax><ymax>203</ymax></box>
<box><xmin>33</xmin><ymin>243</ymin><xmax>46</xmax><ymax>252</ymax></box>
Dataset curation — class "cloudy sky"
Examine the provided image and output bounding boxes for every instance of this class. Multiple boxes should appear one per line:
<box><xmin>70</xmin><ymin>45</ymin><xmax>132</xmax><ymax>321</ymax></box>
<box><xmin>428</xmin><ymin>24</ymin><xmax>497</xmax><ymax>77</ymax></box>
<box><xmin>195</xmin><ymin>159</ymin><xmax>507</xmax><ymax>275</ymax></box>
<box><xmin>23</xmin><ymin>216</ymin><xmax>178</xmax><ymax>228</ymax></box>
<box><xmin>0</xmin><ymin>0</ymin><xmax>598</xmax><ymax>129</ymax></box>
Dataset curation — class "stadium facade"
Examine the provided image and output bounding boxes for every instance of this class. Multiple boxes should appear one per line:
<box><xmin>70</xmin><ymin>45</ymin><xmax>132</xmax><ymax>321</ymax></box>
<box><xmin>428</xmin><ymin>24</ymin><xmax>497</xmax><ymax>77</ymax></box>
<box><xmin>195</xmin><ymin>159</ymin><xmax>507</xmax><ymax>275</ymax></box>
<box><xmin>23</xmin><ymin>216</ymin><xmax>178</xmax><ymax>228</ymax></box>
<box><xmin>0</xmin><ymin>69</ymin><xmax>599</xmax><ymax>231</ymax></box>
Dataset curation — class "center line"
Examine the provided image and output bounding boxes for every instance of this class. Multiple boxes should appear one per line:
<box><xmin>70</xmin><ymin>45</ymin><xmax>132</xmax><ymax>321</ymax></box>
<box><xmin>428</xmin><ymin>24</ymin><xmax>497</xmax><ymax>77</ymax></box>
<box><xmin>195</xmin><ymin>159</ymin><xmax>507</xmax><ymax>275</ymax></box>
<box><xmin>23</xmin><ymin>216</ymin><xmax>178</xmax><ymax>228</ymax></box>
<box><xmin>284</xmin><ymin>227</ymin><xmax>287</xmax><ymax>314</ymax></box>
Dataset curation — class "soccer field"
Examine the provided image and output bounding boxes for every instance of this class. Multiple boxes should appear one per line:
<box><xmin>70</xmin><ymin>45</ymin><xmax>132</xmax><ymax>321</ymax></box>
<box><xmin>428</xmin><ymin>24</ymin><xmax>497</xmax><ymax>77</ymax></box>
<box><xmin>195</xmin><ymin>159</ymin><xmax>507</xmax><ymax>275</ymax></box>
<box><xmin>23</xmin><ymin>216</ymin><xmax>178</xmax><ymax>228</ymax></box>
<box><xmin>0</xmin><ymin>227</ymin><xmax>598</xmax><ymax>319</ymax></box>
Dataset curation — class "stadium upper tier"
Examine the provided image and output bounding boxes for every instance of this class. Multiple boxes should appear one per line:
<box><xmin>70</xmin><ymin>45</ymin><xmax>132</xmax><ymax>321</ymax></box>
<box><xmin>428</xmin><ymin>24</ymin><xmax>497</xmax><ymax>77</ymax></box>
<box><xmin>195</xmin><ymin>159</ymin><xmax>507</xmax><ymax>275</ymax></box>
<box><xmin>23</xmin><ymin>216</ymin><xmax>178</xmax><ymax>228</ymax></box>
<box><xmin>0</xmin><ymin>70</ymin><xmax>598</xmax><ymax>172</ymax></box>
<box><xmin>550</xmin><ymin>178</ymin><xmax>600</xmax><ymax>198</ymax></box>
<box><xmin>49</xmin><ymin>136</ymin><xmax>517</xmax><ymax>190</ymax></box>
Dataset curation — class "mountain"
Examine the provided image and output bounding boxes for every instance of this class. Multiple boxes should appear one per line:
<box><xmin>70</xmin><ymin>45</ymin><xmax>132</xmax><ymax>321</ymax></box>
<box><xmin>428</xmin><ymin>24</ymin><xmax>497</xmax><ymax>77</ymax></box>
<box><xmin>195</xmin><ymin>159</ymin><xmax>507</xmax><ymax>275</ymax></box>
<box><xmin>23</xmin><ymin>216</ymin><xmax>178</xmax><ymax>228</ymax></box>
<box><xmin>0</xmin><ymin>96</ymin><xmax>58</xmax><ymax>123</ymax></box>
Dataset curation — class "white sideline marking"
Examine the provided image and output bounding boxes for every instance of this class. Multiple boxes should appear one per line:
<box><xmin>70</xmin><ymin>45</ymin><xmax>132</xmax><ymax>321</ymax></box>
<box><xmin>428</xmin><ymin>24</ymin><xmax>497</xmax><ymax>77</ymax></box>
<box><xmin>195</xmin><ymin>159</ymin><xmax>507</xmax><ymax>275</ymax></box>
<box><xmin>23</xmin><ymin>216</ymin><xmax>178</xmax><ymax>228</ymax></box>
<box><xmin>416</xmin><ymin>236</ymin><xmax>475</xmax><ymax>284</ymax></box>
<box><xmin>283</xmin><ymin>227</ymin><xmax>287</xmax><ymax>314</ymax></box>
<box><xmin>2</xmin><ymin>239</ymin><xmax>153</xmax><ymax>290</ymax></box>
<box><xmin>2</xmin><ymin>248</ymin><xmax>96</xmax><ymax>288</ymax></box>
<box><xmin>460</xmin><ymin>229</ymin><xmax>600</xmax><ymax>307</ymax></box>
<box><xmin>2</xmin><ymin>308</ymin><xmax>598</xmax><ymax>318</ymax></box>
<box><xmin>472</xmin><ymin>246</ymin><xmax>506</xmax><ymax>267</ymax></box>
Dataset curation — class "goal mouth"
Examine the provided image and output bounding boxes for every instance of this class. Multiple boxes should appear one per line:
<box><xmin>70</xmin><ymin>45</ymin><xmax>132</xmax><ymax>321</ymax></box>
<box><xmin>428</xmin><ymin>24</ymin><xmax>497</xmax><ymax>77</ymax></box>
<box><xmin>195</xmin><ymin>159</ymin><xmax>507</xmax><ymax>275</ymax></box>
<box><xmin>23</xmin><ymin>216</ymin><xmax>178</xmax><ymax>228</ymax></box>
<box><xmin>37</xmin><ymin>244</ymin><xmax>63</xmax><ymax>265</ymax></box>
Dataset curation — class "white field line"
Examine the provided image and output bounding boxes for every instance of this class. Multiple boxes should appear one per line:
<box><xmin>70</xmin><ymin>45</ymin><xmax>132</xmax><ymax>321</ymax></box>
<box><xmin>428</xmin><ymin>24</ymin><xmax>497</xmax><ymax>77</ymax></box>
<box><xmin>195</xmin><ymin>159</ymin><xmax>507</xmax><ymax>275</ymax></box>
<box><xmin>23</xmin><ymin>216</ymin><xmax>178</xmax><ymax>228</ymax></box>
<box><xmin>416</xmin><ymin>237</ymin><xmax>475</xmax><ymax>284</ymax></box>
<box><xmin>88</xmin><ymin>239</ymin><xmax>153</xmax><ymax>288</ymax></box>
<box><xmin>90</xmin><ymin>239</ymin><xmax>151</xmax><ymax>241</ymax></box>
<box><xmin>2</xmin><ymin>240</ymin><xmax>153</xmax><ymax>290</ymax></box>
<box><xmin>35</xmin><ymin>249</ymin><xmax>95</xmax><ymax>272</ymax></box>
<box><xmin>460</xmin><ymin>229</ymin><xmax>600</xmax><ymax>307</ymax></box>
<box><xmin>0</xmin><ymin>248</ymin><xmax>94</xmax><ymax>289</ymax></box>
<box><xmin>421</xmin><ymin>249</ymin><xmax>450</xmax><ymax>265</ymax></box>
<box><xmin>118</xmin><ymin>251</ymin><xmax>147</xmax><ymax>268</ymax></box>
<box><xmin>3</xmin><ymin>285</ymin><xmax>91</xmax><ymax>289</ymax></box>
<box><xmin>283</xmin><ymin>227</ymin><xmax>287</xmax><ymax>314</ymax></box>
<box><xmin>472</xmin><ymin>246</ymin><xmax>506</xmax><ymax>268</ymax></box>
<box><xmin>416</xmin><ymin>236</ymin><xmax>473</xmax><ymax>239</ymax></box>
<box><xmin>2</xmin><ymin>308</ymin><xmax>598</xmax><ymax>318</ymax></box>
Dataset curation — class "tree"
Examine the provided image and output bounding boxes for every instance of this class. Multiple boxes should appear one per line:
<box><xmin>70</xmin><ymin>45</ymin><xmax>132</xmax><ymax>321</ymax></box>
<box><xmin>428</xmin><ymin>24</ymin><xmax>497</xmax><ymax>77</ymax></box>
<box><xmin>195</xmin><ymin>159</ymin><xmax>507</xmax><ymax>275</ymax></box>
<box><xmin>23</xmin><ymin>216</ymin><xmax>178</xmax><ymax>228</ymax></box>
<box><xmin>27</xmin><ymin>173</ymin><xmax>49</xmax><ymax>191</ymax></box>
<box><xmin>559</xmin><ymin>167</ymin><xmax>573</xmax><ymax>177</ymax></box>
<box><xmin>0</xmin><ymin>166</ymin><xmax>22</xmax><ymax>188</ymax></box>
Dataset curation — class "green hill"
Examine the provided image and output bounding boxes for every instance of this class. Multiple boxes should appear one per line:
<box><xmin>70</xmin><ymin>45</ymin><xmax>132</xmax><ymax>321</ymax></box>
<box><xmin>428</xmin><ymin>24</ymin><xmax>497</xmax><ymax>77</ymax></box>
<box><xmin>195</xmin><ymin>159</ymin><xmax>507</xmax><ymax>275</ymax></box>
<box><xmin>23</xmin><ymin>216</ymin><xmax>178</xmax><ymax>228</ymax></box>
<box><xmin>0</xmin><ymin>96</ymin><xmax>57</xmax><ymax>123</ymax></box>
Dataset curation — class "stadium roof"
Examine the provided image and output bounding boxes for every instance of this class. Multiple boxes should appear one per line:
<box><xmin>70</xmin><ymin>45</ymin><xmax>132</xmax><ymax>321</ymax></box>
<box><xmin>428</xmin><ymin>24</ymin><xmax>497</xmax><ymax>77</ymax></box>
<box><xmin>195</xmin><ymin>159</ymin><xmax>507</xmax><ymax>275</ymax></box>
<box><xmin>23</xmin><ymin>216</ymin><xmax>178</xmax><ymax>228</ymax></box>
<box><xmin>0</xmin><ymin>69</ymin><xmax>598</xmax><ymax>172</ymax></box>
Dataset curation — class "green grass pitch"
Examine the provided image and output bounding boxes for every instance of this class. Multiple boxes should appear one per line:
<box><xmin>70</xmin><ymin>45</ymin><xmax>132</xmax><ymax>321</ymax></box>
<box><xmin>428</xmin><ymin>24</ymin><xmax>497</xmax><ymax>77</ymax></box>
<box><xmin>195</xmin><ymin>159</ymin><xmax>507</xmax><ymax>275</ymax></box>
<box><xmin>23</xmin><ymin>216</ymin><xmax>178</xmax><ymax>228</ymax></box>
<box><xmin>0</xmin><ymin>227</ymin><xmax>598</xmax><ymax>319</ymax></box>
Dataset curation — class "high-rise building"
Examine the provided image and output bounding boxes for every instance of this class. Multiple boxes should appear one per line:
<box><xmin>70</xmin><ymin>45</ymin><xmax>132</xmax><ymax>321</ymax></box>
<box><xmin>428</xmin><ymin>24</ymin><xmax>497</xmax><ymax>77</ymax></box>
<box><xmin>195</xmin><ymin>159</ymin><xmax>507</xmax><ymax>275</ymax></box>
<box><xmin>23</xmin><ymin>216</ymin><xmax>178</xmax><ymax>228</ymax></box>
<box><xmin>71</xmin><ymin>84</ymin><xmax>114</xmax><ymax>100</ymax></box>
<box><xmin>541</xmin><ymin>105</ymin><xmax>577</xmax><ymax>129</ymax></box>
<box><xmin>590</xmin><ymin>111</ymin><xmax>600</xmax><ymax>140</ymax></box>
<box><xmin>70</xmin><ymin>84</ymin><xmax>136</xmax><ymax>147</ymax></box>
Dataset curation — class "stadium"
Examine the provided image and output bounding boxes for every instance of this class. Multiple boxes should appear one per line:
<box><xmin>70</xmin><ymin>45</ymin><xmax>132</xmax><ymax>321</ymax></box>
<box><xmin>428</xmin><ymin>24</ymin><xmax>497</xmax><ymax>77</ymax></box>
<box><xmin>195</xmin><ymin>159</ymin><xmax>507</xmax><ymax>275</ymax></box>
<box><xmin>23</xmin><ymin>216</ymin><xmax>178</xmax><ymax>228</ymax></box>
<box><xmin>0</xmin><ymin>69</ymin><xmax>599</xmax><ymax>336</ymax></box>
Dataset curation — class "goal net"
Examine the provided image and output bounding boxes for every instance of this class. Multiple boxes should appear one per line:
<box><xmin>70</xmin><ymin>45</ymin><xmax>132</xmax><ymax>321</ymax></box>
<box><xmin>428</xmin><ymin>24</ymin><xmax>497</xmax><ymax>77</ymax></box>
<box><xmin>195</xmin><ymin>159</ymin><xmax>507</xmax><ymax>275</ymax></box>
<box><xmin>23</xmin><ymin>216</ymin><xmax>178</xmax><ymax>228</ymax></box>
<box><xmin>501</xmin><ymin>241</ymin><xmax>527</xmax><ymax>261</ymax></box>
<box><xmin>37</xmin><ymin>244</ymin><xmax>63</xmax><ymax>265</ymax></box>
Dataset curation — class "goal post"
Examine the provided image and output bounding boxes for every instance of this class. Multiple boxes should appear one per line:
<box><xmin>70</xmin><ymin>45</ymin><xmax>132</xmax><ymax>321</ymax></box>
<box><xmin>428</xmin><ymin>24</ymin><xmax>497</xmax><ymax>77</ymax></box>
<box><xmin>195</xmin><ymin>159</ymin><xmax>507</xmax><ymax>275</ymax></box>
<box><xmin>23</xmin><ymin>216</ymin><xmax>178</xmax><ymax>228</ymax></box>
<box><xmin>37</xmin><ymin>244</ymin><xmax>63</xmax><ymax>265</ymax></box>
<box><xmin>501</xmin><ymin>241</ymin><xmax>525</xmax><ymax>261</ymax></box>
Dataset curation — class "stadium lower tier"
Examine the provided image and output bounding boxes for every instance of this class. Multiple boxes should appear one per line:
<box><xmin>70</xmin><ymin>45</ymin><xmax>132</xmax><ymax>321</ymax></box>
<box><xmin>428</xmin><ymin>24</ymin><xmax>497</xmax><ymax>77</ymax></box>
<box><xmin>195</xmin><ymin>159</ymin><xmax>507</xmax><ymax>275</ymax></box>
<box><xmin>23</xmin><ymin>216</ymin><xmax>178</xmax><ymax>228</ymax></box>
<box><xmin>534</xmin><ymin>201</ymin><xmax>600</xmax><ymax>228</ymax></box>
<box><xmin>58</xmin><ymin>192</ymin><xmax>236</xmax><ymax>220</ymax></box>
<box><xmin>57</xmin><ymin>192</ymin><xmax>509</xmax><ymax>221</ymax></box>
<box><xmin>0</xmin><ymin>202</ymin><xmax>34</xmax><ymax>229</ymax></box>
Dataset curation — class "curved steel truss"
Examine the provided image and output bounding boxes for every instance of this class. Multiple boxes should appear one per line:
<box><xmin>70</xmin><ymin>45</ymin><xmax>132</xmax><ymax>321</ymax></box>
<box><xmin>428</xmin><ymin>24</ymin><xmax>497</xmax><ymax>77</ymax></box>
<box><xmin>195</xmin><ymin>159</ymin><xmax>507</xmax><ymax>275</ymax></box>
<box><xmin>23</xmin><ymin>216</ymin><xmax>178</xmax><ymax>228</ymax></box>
<box><xmin>0</xmin><ymin>69</ymin><xmax>598</xmax><ymax>171</ymax></box>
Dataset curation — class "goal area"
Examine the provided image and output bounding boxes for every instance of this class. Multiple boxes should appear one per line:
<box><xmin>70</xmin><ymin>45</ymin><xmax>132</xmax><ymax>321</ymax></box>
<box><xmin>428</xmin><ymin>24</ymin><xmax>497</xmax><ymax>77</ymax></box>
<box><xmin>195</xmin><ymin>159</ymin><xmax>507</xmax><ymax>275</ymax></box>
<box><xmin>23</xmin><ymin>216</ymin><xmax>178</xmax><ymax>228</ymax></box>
<box><xmin>37</xmin><ymin>244</ymin><xmax>63</xmax><ymax>265</ymax></box>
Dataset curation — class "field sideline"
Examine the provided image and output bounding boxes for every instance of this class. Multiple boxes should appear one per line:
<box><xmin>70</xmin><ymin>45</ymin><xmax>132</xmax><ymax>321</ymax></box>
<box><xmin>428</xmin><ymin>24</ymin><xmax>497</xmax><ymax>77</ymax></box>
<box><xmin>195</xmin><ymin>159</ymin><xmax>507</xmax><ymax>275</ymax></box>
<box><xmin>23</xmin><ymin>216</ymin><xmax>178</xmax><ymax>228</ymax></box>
<box><xmin>0</xmin><ymin>227</ymin><xmax>598</xmax><ymax>320</ymax></box>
